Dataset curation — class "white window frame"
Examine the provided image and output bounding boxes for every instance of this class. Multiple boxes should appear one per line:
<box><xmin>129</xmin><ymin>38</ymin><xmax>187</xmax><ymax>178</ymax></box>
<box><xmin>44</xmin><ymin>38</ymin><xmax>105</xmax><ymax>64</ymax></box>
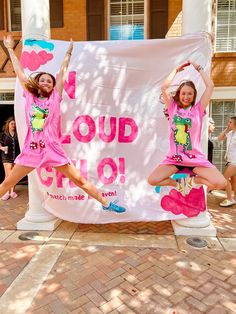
<box><xmin>215</xmin><ymin>0</ymin><xmax>236</xmax><ymax>52</ymax></box>
<box><xmin>108</xmin><ymin>0</ymin><xmax>147</xmax><ymax>40</ymax></box>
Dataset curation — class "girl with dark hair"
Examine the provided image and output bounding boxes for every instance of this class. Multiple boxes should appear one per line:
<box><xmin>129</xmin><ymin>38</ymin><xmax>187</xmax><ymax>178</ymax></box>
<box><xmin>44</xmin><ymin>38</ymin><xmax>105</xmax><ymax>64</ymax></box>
<box><xmin>0</xmin><ymin>34</ymin><xmax>126</xmax><ymax>213</ymax></box>
<box><xmin>0</xmin><ymin>117</ymin><xmax>20</xmax><ymax>200</ymax></box>
<box><xmin>148</xmin><ymin>61</ymin><xmax>226</xmax><ymax>194</ymax></box>
<box><xmin>218</xmin><ymin>117</ymin><xmax>236</xmax><ymax>207</ymax></box>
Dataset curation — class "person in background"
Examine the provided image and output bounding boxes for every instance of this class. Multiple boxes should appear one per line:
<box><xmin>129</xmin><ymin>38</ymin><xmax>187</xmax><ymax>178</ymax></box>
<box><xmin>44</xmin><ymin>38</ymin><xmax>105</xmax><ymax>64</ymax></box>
<box><xmin>0</xmin><ymin>117</ymin><xmax>20</xmax><ymax>200</ymax></box>
<box><xmin>218</xmin><ymin>116</ymin><xmax>236</xmax><ymax>207</ymax></box>
<box><xmin>208</xmin><ymin>117</ymin><xmax>215</xmax><ymax>163</ymax></box>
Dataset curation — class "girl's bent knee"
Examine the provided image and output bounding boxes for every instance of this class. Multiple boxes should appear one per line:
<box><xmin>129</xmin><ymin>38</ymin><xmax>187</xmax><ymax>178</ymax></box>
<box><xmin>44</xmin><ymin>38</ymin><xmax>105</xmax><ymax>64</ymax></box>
<box><xmin>215</xmin><ymin>179</ymin><xmax>227</xmax><ymax>190</ymax></box>
<box><xmin>147</xmin><ymin>176</ymin><xmax>160</xmax><ymax>186</ymax></box>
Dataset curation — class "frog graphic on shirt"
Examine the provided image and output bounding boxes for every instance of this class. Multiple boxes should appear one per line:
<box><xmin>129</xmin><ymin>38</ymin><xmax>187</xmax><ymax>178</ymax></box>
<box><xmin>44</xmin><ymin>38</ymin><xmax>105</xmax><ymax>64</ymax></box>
<box><xmin>30</xmin><ymin>105</ymin><xmax>49</xmax><ymax>134</ymax></box>
<box><xmin>170</xmin><ymin>115</ymin><xmax>195</xmax><ymax>162</ymax></box>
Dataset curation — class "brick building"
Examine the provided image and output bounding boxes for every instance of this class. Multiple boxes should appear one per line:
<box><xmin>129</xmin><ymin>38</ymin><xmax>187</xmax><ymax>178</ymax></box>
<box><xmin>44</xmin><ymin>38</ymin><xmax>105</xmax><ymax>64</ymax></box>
<box><xmin>0</xmin><ymin>0</ymin><xmax>235</xmax><ymax>178</ymax></box>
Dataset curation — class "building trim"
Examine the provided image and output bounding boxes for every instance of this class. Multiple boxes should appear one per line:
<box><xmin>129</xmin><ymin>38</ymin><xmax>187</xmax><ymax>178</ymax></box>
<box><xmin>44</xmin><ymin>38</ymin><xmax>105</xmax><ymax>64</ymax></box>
<box><xmin>0</xmin><ymin>77</ymin><xmax>16</xmax><ymax>92</ymax></box>
<box><xmin>212</xmin><ymin>87</ymin><xmax>236</xmax><ymax>100</ymax></box>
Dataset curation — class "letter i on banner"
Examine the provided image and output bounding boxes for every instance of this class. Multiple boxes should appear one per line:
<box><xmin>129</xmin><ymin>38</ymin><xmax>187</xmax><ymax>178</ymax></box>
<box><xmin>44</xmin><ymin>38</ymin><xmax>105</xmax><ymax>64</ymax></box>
<box><xmin>119</xmin><ymin>157</ymin><xmax>125</xmax><ymax>183</ymax></box>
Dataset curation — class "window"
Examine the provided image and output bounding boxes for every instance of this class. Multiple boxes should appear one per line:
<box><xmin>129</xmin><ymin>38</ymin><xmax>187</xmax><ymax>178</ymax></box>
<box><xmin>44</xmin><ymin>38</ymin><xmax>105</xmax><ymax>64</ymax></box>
<box><xmin>7</xmin><ymin>0</ymin><xmax>63</xmax><ymax>32</ymax></box>
<box><xmin>209</xmin><ymin>100</ymin><xmax>236</xmax><ymax>171</ymax></box>
<box><xmin>109</xmin><ymin>0</ymin><xmax>145</xmax><ymax>40</ymax></box>
<box><xmin>8</xmin><ymin>0</ymin><xmax>21</xmax><ymax>31</ymax></box>
<box><xmin>0</xmin><ymin>0</ymin><xmax>4</xmax><ymax>30</ymax></box>
<box><xmin>216</xmin><ymin>0</ymin><xmax>236</xmax><ymax>52</ymax></box>
<box><xmin>0</xmin><ymin>93</ymin><xmax>14</xmax><ymax>102</ymax></box>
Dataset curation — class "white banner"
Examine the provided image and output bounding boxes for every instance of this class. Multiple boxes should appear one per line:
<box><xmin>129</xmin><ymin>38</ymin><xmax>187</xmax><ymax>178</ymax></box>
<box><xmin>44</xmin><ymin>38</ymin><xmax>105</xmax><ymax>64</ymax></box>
<box><xmin>15</xmin><ymin>33</ymin><xmax>211</xmax><ymax>223</ymax></box>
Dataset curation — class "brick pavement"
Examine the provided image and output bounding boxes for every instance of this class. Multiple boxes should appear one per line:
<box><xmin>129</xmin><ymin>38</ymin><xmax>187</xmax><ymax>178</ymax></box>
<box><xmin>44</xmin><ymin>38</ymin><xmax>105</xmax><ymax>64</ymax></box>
<box><xmin>26</xmin><ymin>245</ymin><xmax>236</xmax><ymax>314</ymax></box>
<box><xmin>0</xmin><ymin>185</ymin><xmax>235</xmax><ymax>313</ymax></box>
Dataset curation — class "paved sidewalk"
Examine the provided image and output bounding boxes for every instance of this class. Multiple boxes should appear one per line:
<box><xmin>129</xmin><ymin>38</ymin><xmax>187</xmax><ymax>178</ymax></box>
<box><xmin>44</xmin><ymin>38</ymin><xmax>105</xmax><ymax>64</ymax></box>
<box><xmin>0</xmin><ymin>185</ymin><xmax>235</xmax><ymax>313</ymax></box>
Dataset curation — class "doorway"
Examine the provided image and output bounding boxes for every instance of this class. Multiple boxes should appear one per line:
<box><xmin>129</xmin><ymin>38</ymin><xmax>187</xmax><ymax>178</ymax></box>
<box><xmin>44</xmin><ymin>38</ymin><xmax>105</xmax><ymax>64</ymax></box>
<box><xmin>0</xmin><ymin>103</ymin><xmax>27</xmax><ymax>185</ymax></box>
<box><xmin>0</xmin><ymin>104</ymin><xmax>15</xmax><ymax>183</ymax></box>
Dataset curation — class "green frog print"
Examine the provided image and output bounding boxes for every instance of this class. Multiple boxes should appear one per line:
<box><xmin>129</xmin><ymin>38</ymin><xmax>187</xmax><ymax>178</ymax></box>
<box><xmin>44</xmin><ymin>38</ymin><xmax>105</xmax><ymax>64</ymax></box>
<box><xmin>29</xmin><ymin>105</ymin><xmax>49</xmax><ymax>150</ymax></box>
<box><xmin>171</xmin><ymin>115</ymin><xmax>195</xmax><ymax>162</ymax></box>
<box><xmin>30</xmin><ymin>105</ymin><xmax>49</xmax><ymax>134</ymax></box>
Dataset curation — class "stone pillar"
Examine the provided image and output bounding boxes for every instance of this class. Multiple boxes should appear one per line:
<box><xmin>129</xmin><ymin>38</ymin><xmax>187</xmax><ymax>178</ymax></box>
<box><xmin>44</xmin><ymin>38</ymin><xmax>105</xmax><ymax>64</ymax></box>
<box><xmin>182</xmin><ymin>0</ymin><xmax>213</xmax><ymax>35</ymax></box>
<box><xmin>21</xmin><ymin>0</ymin><xmax>51</xmax><ymax>39</ymax></box>
<box><xmin>172</xmin><ymin>0</ymin><xmax>216</xmax><ymax>236</ymax></box>
<box><xmin>17</xmin><ymin>0</ymin><xmax>61</xmax><ymax>230</ymax></box>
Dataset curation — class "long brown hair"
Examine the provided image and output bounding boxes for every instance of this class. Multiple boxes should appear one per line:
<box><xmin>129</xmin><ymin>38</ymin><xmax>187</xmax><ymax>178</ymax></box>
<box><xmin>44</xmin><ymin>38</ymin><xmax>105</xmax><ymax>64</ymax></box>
<box><xmin>2</xmin><ymin>116</ymin><xmax>16</xmax><ymax>134</ymax></box>
<box><xmin>173</xmin><ymin>81</ymin><xmax>197</xmax><ymax>108</ymax></box>
<box><xmin>25</xmin><ymin>72</ymin><xmax>56</xmax><ymax>98</ymax></box>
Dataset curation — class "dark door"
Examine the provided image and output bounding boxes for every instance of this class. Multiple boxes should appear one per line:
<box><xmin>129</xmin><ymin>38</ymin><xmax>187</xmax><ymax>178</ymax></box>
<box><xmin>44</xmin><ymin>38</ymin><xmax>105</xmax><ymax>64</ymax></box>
<box><xmin>0</xmin><ymin>104</ymin><xmax>15</xmax><ymax>182</ymax></box>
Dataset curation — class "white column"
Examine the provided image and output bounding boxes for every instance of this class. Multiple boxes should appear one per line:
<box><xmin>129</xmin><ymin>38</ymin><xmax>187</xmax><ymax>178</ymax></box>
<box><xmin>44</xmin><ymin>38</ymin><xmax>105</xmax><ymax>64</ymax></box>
<box><xmin>182</xmin><ymin>0</ymin><xmax>213</xmax><ymax>35</ymax></box>
<box><xmin>21</xmin><ymin>0</ymin><xmax>51</xmax><ymax>40</ymax></box>
<box><xmin>17</xmin><ymin>0</ymin><xmax>61</xmax><ymax>230</ymax></box>
<box><xmin>172</xmin><ymin>0</ymin><xmax>216</xmax><ymax>236</ymax></box>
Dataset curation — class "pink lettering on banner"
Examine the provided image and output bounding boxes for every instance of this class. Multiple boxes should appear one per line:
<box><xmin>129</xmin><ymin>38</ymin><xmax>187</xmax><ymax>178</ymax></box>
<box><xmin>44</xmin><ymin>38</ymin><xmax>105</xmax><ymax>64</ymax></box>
<box><xmin>56</xmin><ymin>169</ymin><xmax>77</xmax><ymax>188</ymax></box>
<box><xmin>73</xmin><ymin>115</ymin><xmax>96</xmax><ymax>143</ymax></box>
<box><xmin>64</xmin><ymin>71</ymin><xmax>76</xmax><ymax>99</ymax></box>
<box><xmin>97</xmin><ymin>158</ymin><xmax>118</xmax><ymax>184</ymax></box>
<box><xmin>37</xmin><ymin>166</ymin><xmax>53</xmax><ymax>187</ymax></box>
<box><xmin>59</xmin><ymin>133</ymin><xmax>71</xmax><ymax>144</ymax></box>
<box><xmin>118</xmin><ymin>117</ymin><xmax>138</xmax><ymax>143</ymax></box>
<box><xmin>119</xmin><ymin>157</ymin><xmax>126</xmax><ymax>183</ymax></box>
<box><xmin>37</xmin><ymin>159</ymin><xmax>88</xmax><ymax>188</ymax></box>
<box><xmin>73</xmin><ymin>115</ymin><xmax>139</xmax><ymax>144</ymax></box>
<box><xmin>99</xmin><ymin>116</ymin><xmax>116</xmax><ymax>142</ymax></box>
<box><xmin>97</xmin><ymin>157</ymin><xmax>126</xmax><ymax>184</ymax></box>
<box><xmin>58</xmin><ymin>122</ymin><xmax>71</xmax><ymax>144</ymax></box>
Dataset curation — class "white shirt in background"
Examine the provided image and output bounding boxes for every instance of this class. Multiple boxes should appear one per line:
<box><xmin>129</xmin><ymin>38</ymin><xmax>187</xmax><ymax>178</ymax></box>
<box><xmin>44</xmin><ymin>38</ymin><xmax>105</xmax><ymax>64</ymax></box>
<box><xmin>225</xmin><ymin>131</ymin><xmax>236</xmax><ymax>164</ymax></box>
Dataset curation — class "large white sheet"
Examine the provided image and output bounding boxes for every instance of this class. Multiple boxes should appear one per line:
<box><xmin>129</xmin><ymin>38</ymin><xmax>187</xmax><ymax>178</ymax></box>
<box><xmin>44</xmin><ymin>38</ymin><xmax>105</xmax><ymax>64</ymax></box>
<box><xmin>15</xmin><ymin>32</ymin><xmax>212</xmax><ymax>223</ymax></box>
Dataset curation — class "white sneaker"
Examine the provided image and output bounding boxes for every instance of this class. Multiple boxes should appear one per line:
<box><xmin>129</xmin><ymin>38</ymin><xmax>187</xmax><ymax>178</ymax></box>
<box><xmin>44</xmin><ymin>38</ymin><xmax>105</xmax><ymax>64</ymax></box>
<box><xmin>176</xmin><ymin>178</ymin><xmax>186</xmax><ymax>196</ymax></box>
<box><xmin>220</xmin><ymin>199</ymin><xmax>236</xmax><ymax>207</ymax></box>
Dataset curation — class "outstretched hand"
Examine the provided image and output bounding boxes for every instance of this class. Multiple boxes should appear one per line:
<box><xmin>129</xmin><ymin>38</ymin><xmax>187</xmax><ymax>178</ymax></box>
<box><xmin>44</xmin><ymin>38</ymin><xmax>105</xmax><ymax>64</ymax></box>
<box><xmin>187</xmin><ymin>60</ymin><xmax>200</xmax><ymax>71</ymax></box>
<box><xmin>3</xmin><ymin>34</ymin><xmax>15</xmax><ymax>49</ymax></box>
<box><xmin>176</xmin><ymin>61</ymin><xmax>190</xmax><ymax>72</ymax></box>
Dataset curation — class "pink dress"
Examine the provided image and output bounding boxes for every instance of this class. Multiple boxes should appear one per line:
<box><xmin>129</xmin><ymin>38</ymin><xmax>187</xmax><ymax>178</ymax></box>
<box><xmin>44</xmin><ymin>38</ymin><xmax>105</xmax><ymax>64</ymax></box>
<box><xmin>160</xmin><ymin>100</ymin><xmax>213</xmax><ymax>168</ymax></box>
<box><xmin>15</xmin><ymin>89</ymin><xmax>71</xmax><ymax>168</ymax></box>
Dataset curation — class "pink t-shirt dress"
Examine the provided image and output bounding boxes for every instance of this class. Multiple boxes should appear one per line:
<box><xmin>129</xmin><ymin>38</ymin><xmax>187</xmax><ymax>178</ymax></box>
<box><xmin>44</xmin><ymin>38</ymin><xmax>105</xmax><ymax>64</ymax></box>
<box><xmin>160</xmin><ymin>100</ymin><xmax>214</xmax><ymax>168</ymax></box>
<box><xmin>15</xmin><ymin>89</ymin><xmax>71</xmax><ymax>168</ymax></box>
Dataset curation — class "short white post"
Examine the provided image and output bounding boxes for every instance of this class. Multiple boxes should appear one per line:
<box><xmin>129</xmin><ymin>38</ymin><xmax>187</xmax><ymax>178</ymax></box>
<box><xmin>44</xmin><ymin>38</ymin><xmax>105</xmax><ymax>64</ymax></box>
<box><xmin>17</xmin><ymin>0</ymin><xmax>61</xmax><ymax>230</ymax></box>
<box><xmin>172</xmin><ymin>0</ymin><xmax>216</xmax><ymax>236</ymax></box>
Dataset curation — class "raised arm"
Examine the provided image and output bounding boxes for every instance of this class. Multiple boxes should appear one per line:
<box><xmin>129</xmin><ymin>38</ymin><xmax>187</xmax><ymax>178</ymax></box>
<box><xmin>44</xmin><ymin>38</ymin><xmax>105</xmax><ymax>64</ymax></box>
<box><xmin>190</xmin><ymin>61</ymin><xmax>214</xmax><ymax>110</ymax></box>
<box><xmin>161</xmin><ymin>62</ymin><xmax>190</xmax><ymax>108</ymax></box>
<box><xmin>3</xmin><ymin>35</ymin><xmax>28</xmax><ymax>88</ymax></box>
<box><xmin>218</xmin><ymin>126</ymin><xmax>229</xmax><ymax>141</ymax></box>
<box><xmin>55</xmin><ymin>40</ymin><xmax>73</xmax><ymax>96</ymax></box>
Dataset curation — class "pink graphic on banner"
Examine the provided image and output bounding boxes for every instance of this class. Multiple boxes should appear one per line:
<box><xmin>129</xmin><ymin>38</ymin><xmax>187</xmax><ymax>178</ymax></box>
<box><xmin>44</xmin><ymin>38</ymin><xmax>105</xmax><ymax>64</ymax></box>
<box><xmin>160</xmin><ymin>186</ymin><xmax>206</xmax><ymax>217</ymax></box>
<box><xmin>20</xmin><ymin>51</ymin><xmax>53</xmax><ymax>71</ymax></box>
<box><xmin>64</xmin><ymin>71</ymin><xmax>76</xmax><ymax>99</ymax></box>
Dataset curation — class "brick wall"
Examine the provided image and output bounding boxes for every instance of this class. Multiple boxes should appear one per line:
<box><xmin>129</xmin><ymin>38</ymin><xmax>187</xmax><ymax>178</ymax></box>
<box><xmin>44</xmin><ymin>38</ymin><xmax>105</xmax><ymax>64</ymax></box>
<box><xmin>51</xmin><ymin>0</ymin><xmax>87</xmax><ymax>41</ymax></box>
<box><xmin>212</xmin><ymin>54</ymin><xmax>236</xmax><ymax>87</ymax></box>
<box><xmin>167</xmin><ymin>0</ymin><xmax>182</xmax><ymax>38</ymax></box>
